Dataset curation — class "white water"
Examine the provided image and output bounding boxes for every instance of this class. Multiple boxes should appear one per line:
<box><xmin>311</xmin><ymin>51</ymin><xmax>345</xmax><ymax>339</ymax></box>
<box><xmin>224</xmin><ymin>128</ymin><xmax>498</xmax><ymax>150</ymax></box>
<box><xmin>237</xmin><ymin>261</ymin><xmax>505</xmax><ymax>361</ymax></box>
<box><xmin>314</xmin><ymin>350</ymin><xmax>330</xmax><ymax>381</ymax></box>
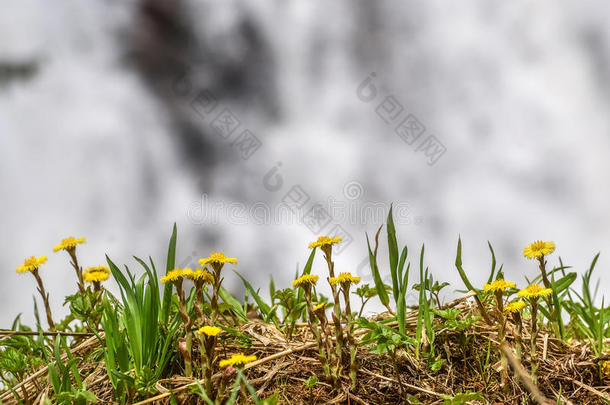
<box><xmin>1</xmin><ymin>0</ymin><xmax>609</xmax><ymax>326</ymax></box>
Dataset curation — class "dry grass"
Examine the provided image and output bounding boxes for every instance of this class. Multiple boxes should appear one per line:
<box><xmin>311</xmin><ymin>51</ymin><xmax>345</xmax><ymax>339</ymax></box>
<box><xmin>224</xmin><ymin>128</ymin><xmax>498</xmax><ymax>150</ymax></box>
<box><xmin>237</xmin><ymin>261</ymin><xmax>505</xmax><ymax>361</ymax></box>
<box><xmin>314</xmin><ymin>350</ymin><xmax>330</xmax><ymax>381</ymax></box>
<box><xmin>2</xmin><ymin>297</ymin><xmax>608</xmax><ymax>405</ymax></box>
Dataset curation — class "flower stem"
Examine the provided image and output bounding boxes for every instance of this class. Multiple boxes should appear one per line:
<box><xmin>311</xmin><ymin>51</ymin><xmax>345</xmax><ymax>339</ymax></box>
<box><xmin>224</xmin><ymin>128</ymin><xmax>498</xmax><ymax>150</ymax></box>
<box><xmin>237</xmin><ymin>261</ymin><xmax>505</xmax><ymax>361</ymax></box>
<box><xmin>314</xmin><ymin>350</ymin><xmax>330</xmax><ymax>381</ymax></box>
<box><xmin>198</xmin><ymin>334</ymin><xmax>216</xmax><ymax>397</ymax></box>
<box><xmin>389</xmin><ymin>349</ymin><xmax>405</xmax><ymax>395</ymax></box>
<box><xmin>530</xmin><ymin>300</ymin><xmax>539</xmax><ymax>386</ymax></box>
<box><xmin>305</xmin><ymin>292</ymin><xmax>335</xmax><ymax>387</ymax></box>
<box><xmin>495</xmin><ymin>291</ymin><xmax>508</xmax><ymax>391</ymax></box>
<box><xmin>342</xmin><ymin>286</ymin><xmax>358</xmax><ymax>391</ymax></box>
<box><xmin>68</xmin><ymin>249</ymin><xmax>85</xmax><ymax>294</ymax></box>
<box><xmin>210</xmin><ymin>265</ymin><xmax>223</xmax><ymax>324</ymax></box>
<box><xmin>513</xmin><ymin>313</ymin><xmax>523</xmax><ymax>361</ymax></box>
<box><xmin>193</xmin><ymin>284</ymin><xmax>207</xmax><ymax>326</ymax></box>
<box><xmin>323</xmin><ymin>249</ymin><xmax>346</xmax><ymax>365</ymax></box>
<box><xmin>176</xmin><ymin>282</ymin><xmax>192</xmax><ymax>377</ymax></box>
<box><xmin>32</xmin><ymin>269</ymin><xmax>55</xmax><ymax>331</ymax></box>
<box><xmin>537</xmin><ymin>256</ymin><xmax>560</xmax><ymax>337</ymax></box>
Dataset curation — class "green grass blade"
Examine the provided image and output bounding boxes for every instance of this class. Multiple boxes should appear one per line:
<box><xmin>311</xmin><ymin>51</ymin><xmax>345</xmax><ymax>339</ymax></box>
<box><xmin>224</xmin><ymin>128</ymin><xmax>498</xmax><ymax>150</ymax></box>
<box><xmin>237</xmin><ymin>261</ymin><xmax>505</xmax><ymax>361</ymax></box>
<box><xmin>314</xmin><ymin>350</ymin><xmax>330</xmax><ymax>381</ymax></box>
<box><xmin>454</xmin><ymin>237</ymin><xmax>476</xmax><ymax>292</ymax></box>
<box><xmin>162</xmin><ymin>223</ymin><xmax>178</xmax><ymax>323</ymax></box>
<box><xmin>552</xmin><ymin>272</ymin><xmax>577</xmax><ymax>294</ymax></box>
<box><xmin>397</xmin><ymin>261</ymin><xmax>410</xmax><ymax>335</ymax></box>
<box><xmin>487</xmin><ymin>241</ymin><xmax>497</xmax><ymax>284</ymax></box>
<box><xmin>454</xmin><ymin>237</ymin><xmax>491</xmax><ymax>325</ymax></box>
<box><xmin>598</xmin><ymin>298</ymin><xmax>605</xmax><ymax>356</ymax></box>
<box><xmin>235</xmin><ymin>271</ymin><xmax>271</xmax><ymax>315</ymax></box>
<box><xmin>269</xmin><ymin>275</ymin><xmax>276</xmax><ymax>305</ymax></box>
<box><xmin>219</xmin><ymin>287</ymin><xmax>248</xmax><ymax>322</ymax></box>
<box><xmin>367</xmin><ymin>227</ymin><xmax>390</xmax><ymax>309</ymax></box>
<box><xmin>296</xmin><ymin>248</ymin><xmax>317</xmax><ymax>303</ymax></box>
<box><xmin>387</xmin><ymin>204</ymin><xmax>399</xmax><ymax>301</ymax></box>
<box><xmin>415</xmin><ymin>244</ymin><xmax>425</xmax><ymax>358</ymax></box>
<box><xmin>551</xmin><ymin>272</ymin><xmax>565</xmax><ymax>339</ymax></box>
<box><xmin>302</xmin><ymin>247</ymin><xmax>316</xmax><ymax>276</ymax></box>
<box><xmin>397</xmin><ymin>246</ymin><xmax>408</xmax><ymax>290</ymax></box>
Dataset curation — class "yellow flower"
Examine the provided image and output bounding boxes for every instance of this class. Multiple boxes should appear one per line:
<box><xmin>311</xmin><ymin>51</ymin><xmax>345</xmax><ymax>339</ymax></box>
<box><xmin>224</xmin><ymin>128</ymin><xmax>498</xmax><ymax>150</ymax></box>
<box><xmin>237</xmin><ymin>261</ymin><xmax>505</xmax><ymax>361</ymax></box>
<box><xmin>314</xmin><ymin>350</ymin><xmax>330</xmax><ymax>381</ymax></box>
<box><xmin>186</xmin><ymin>268</ymin><xmax>214</xmax><ymax>284</ymax></box>
<box><xmin>161</xmin><ymin>268</ymin><xmax>191</xmax><ymax>284</ymax></box>
<box><xmin>180</xmin><ymin>268</ymin><xmax>195</xmax><ymax>279</ymax></box>
<box><xmin>518</xmin><ymin>284</ymin><xmax>553</xmax><ymax>299</ymax></box>
<box><xmin>308</xmin><ymin>236</ymin><xmax>342</xmax><ymax>249</ymax></box>
<box><xmin>83</xmin><ymin>268</ymin><xmax>110</xmax><ymax>283</ymax></box>
<box><xmin>602</xmin><ymin>361</ymin><xmax>610</xmax><ymax>376</ymax></box>
<box><xmin>198</xmin><ymin>325</ymin><xmax>221</xmax><ymax>337</ymax></box>
<box><xmin>523</xmin><ymin>240</ymin><xmax>555</xmax><ymax>259</ymax></box>
<box><xmin>199</xmin><ymin>252</ymin><xmax>237</xmax><ymax>266</ymax></box>
<box><xmin>53</xmin><ymin>237</ymin><xmax>86</xmax><ymax>252</ymax></box>
<box><xmin>16</xmin><ymin>256</ymin><xmax>48</xmax><ymax>274</ymax></box>
<box><xmin>313</xmin><ymin>302</ymin><xmax>326</xmax><ymax>312</ymax></box>
<box><xmin>328</xmin><ymin>272</ymin><xmax>361</xmax><ymax>287</ymax></box>
<box><xmin>483</xmin><ymin>279</ymin><xmax>516</xmax><ymax>293</ymax></box>
<box><xmin>84</xmin><ymin>265</ymin><xmax>109</xmax><ymax>274</ymax></box>
<box><xmin>219</xmin><ymin>353</ymin><xmax>257</xmax><ymax>368</ymax></box>
<box><xmin>292</xmin><ymin>274</ymin><xmax>319</xmax><ymax>288</ymax></box>
<box><xmin>504</xmin><ymin>301</ymin><xmax>526</xmax><ymax>313</ymax></box>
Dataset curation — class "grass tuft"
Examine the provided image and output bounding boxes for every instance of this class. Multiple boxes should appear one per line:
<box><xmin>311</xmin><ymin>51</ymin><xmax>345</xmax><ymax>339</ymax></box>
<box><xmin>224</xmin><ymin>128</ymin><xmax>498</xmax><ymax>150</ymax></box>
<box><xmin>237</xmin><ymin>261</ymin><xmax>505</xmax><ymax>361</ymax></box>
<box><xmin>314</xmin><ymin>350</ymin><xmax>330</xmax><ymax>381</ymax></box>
<box><xmin>1</xmin><ymin>217</ymin><xmax>609</xmax><ymax>404</ymax></box>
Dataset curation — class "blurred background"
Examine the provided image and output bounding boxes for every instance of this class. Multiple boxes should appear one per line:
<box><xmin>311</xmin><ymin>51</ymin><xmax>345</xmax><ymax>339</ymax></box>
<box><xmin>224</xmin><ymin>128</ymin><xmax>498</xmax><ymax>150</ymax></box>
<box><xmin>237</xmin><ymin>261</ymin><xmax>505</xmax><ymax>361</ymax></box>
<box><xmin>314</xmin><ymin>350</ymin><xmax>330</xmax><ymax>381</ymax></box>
<box><xmin>1</xmin><ymin>0</ymin><xmax>609</xmax><ymax>327</ymax></box>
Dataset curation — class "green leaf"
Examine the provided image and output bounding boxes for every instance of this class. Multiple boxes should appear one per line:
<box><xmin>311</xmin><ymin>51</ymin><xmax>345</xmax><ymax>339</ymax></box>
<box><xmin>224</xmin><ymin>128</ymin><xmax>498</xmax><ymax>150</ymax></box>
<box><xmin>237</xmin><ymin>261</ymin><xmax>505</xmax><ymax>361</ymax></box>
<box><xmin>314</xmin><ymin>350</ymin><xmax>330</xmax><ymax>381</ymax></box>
<box><xmin>442</xmin><ymin>391</ymin><xmax>484</xmax><ymax>405</ymax></box>
<box><xmin>110</xmin><ymin>370</ymin><xmax>136</xmax><ymax>386</ymax></box>
<box><xmin>423</xmin><ymin>268</ymin><xmax>434</xmax><ymax>344</ymax></box>
<box><xmin>162</xmin><ymin>223</ymin><xmax>178</xmax><ymax>323</ymax></box>
<box><xmin>407</xmin><ymin>394</ymin><xmax>423</xmax><ymax>404</ymax></box>
<box><xmin>302</xmin><ymin>247</ymin><xmax>317</xmax><ymax>276</ymax></box>
<box><xmin>219</xmin><ymin>287</ymin><xmax>248</xmax><ymax>322</ymax></box>
<box><xmin>397</xmin><ymin>246</ymin><xmax>408</xmax><ymax>291</ymax></box>
<box><xmin>397</xmin><ymin>262</ymin><xmax>410</xmax><ymax>335</ymax></box>
<box><xmin>551</xmin><ymin>272</ymin><xmax>565</xmax><ymax>339</ymax></box>
<box><xmin>597</xmin><ymin>298</ymin><xmax>605</xmax><ymax>356</ymax></box>
<box><xmin>258</xmin><ymin>394</ymin><xmax>280</xmax><ymax>405</ymax></box>
<box><xmin>48</xmin><ymin>364</ymin><xmax>61</xmax><ymax>393</ymax></box>
<box><xmin>367</xmin><ymin>227</ymin><xmax>389</xmax><ymax>308</ymax></box>
<box><xmin>78</xmin><ymin>391</ymin><xmax>97</xmax><ymax>403</ymax></box>
<box><xmin>387</xmin><ymin>204</ymin><xmax>400</xmax><ymax>301</ymax></box>
<box><xmin>552</xmin><ymin>272</ymin><xmax>577</xmax><ymax>294</ymax></box>
<box><xmin>190</xmin><ymin>381</ymin><xmax>215</xmax><ymax>405</ymax></box>
<box><xmin>415</xmin><ymin>245</ymin><xmax>425</xmax><ymax>358</ymax></box>
<box><xmin>487</xmin><ymin>241</ymin><xmax>497</xmax><ymax>284</ymax></box>
<box><xmin>429</xmin><ymin>357</ymin><xmax>445</xmax><ymax>372</ymax></box>
<box><xmin>454</xmin><ymin>237</ymin><xmax>476</xmax><ymax>292</ymax></box>
<box><xmin>235</xmin><ymin>271</ymin><xmax>276</xmax><ymax>325</ymax></box>
<box><xmin>269</xmin><ymin>275</ymin><xmax>276</xmax><ymax>305</ymax></box>
<box><xmin>304</xmin><ymin>376</ymin><xmax>318</xmax><ymax>387</ymax></box>
<box><xmin>296</xmin><ymin>248</ymin><xmax>317</xmax><ymax>304</ymax></box>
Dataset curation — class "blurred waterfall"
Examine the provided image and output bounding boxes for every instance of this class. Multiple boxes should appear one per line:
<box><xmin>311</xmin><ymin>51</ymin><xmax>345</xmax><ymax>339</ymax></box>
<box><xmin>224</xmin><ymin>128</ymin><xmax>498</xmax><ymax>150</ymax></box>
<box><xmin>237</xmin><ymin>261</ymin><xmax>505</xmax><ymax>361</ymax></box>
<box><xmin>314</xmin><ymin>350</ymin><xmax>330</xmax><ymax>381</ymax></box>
<box><xmin>1</xmin><ymin>0</ymin><xmax>609</xmax><ymax>326</ymax></box>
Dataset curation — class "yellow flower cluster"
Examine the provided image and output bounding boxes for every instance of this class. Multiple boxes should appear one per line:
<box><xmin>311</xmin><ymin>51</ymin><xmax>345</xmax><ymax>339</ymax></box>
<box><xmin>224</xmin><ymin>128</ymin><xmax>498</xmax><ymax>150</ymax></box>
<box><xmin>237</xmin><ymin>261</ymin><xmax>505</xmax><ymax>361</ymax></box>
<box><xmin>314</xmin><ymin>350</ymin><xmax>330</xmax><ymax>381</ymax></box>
<box><xmin>523</xmin><ymin>240</ymin><xmax>555</xmax><ymax>259</ymax></box>
<box><xmin>16</xmin><ymin>256</ymin><xmax>48</xmax><ymax>274</ymax></box>
<box><xmin>504</xmin><ymin>301</ymin><xmax>526</xmax><ymax>313</ymax></box>
<box><xmin>483</xmin><ymin>279</ymin><xmax>516</xmax><ymax>292</ymax></box>
<box><xmin>180</xmin><ymin>268</ymin><xmax>195</xmax><ymax>278</ymax></box>
<box><xmin>328</xmin><ymin>272</ymin><xmax>361</xmax><ymax>287</ymax></box>
<box><xmin>308</xmin><ymin>236</ymin><xmax>342</xmax><ymax>249</ymax></box>
<box><xmin>292</xmin><ymin>274</ymin><xmax>319</xmax><ymax>288</ymax></box>
<box><xmin>219</xmin><ymin>353</ymin><xmax>257</xmax><ymax>368</ymax></box>
<box><xmin>186</xmin><ymin>268</ymin><xmax>215</xmax><ymax>284</ymax></box>
<box><xmin>602</xmin><ymin>361</ymin><xmax>610</xmax><ymax>376</ymax></box>
<box><xmin>199</xmin><ymin>252</ymin><xmax>237</xmax><ymax>266</ymax></box>
<box><xmin>518</xmin><ymin>284</ymin><xmax>553</xmax><ymax>299</ymax></box>
<box><xmin>53</xmin><ymin>237</ymin><xmax>86</xmax><ymax>252</ymax></box>
<box><xmin>83</xmin><ymin>266</ymin><xmax>110</xmax><ymax>283</ymax></box>
<box><xmin>198</xmin><ymin>325</ymin><xmax>221</xmax><ymax>337</ymax></box>
<box><xmin>161</xmin><ymin>268</ymin><xmax>192</xmax><ymax>284</ymax></box>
